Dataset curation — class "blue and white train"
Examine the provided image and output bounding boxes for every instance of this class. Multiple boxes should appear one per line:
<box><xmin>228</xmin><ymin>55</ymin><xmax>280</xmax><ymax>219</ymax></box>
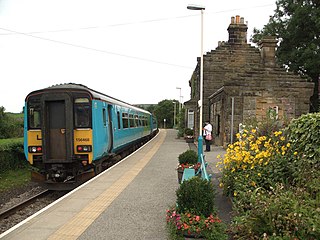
<box><xmin>24</xmin><ymin>83</ymin><xmax>158</xmax><ymax>189</ymax></box>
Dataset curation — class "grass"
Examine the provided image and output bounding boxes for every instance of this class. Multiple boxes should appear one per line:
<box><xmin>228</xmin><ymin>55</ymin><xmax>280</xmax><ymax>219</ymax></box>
<box><xmin>0</xmin><ymin>138</ymin><xmax>23</xmax><ymax>145</ymax></box>
<box><xmin>0</xmin><ymin>167</ymin><xmax>31</xmax><ymax>192</ymax></box>
<box><xmin>0</xmin><ymin>138</ymin><xmax>24</xmax><ymax>151</ymax></box>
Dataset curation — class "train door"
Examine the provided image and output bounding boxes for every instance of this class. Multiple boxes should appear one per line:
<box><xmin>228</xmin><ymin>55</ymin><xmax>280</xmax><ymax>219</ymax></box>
<box><xmin>107</xmin><ymin>105</ymin><xmax>113</xmax><ymax>152</ymax></box>
<box><xmin>42</xmin><ymin>95</ymin><xmax>73</xmax><ymax>162</ymax></box>
<box><xmin>47</xmin><ymin>101</ymin><xmax>67</xmax><ymax>160</ymax></box>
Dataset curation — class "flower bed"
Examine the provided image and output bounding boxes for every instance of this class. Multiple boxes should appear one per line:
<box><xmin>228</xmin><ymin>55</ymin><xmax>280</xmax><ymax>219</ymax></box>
<box><xmin>217</xmin><ymin>113</ymin><xmax>320</xmax><ymax>239</ymax></box>
<box><xmin>166</xmin><ymin>208</ymin><xmax>227</xmax><ymax>240</ymax></box>
<box><xmin>167</xmin><ymin>176</ymin><xmax>228</xmax><ymax>239</ymax></box>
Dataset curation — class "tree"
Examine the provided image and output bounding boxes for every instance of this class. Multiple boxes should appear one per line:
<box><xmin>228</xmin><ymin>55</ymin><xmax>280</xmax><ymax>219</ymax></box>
<box><xmin>153</xmin><ymin>99</ymin><xmax>177</xmax><ymax>128</ymax></box>
<box><xmin>251</xmin><ymin>0</ymin><xmax>320</xmax><ymax>112</ymax></box>
<box><xmin>0</xmin><ymin>106</ymin><xmax>24</xmax><ymax>139</ymax></box>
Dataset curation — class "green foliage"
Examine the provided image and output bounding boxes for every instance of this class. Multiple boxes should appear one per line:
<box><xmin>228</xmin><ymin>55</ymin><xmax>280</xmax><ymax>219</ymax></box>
<box><xmin>154</xmin><ymin>99</ymin><xmax>176</xmax><ymax>128</ymax></box>
<box><xmin>231</xmin><ymin>185</ymin><xmax>320</xmax><ymax>240</ymax></box>
<box><xmin>178</xmin><ymin>150</ymin><xmax>198</xmax><ymax>165</ymax></box>
<box><xmin>0</xmin><ymin>106</ymin><xmax>24</xmax><ymax>139</ymax></box>
<box><xmin>220</xmin><ymin>113</ymin><xmax>320</xmax><ymax>239</ymax></box>
<box><xmin>252</xmin><ymin>0</ymin><xmax>320</xmax><ymax>111</ymax></box>
<box><xmin>286</xmin><ymin>112</ymin><xmax>320</xmax><ymax>165</ymax></box>
<box><xmin>184</xmin><ymin>128</ymin><xmax>193</xmax><ymax>136</ymax></box>
<box><xmin>176</xmin><ymin>177</ymin><xmax>216</xmax><ymax>217</ymax></box>
<box><xmin>0</xmin><ymin>138</ymin><xmax>26</xmax><ymax>173</ymax></box>
<box><xmin>285</xmin><ymin>112</ymin><xmax>320</xmax><ymax>192</ymax></box>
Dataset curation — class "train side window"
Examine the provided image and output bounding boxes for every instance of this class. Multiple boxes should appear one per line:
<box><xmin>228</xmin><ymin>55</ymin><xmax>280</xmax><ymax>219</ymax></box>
<box><xmin>74</xmin><ymin>98</ymin><xmax>91</xmax><ymax>128</ymax></box>
<box><xmin>117</xmin><ymin>111</ymin><xmax>121</xmax><ymax>129</ymax></box>
<box><xmin>129</xmin><ymin>114</ymin><xmax>134</xmax><ymax>128</ymax></box>
<box><xmin>134</xmin><ymin>115</ymin><xmax>139</xmax><ymax>127</ymax></box>
<box><xmin>138</xmin><ymin>116</ymin><xmax>142</xmax><ymax>127</ymax></box>
<box><xmin>122</xmin><ymin>113</ymin><xmax>129</xmax><ymax>129</ymax></box>
<box><xmin>28</xmin><ymin>102</ymin><xmax>41</xmax><ymax>129</ymax></box>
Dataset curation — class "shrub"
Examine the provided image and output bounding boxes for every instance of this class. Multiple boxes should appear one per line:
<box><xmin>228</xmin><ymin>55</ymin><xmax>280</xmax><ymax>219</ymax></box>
<box><xmin>285</xmin><ymin>113</ymin><xmax>320</xmax><ymax>187</ymax></box>
<box><xmin>176</xmin><ymin>177</ymin><xmax>215</xmax><ymax>217</ymax></box>
<box><xmin>219</xmin><ymin>112</ymin><xmax>320</xmax><ymax>239</ymax></box>
<box><xmin>184</xmin><ymin>128</ymin><xmax>194</xmax><ymax>136</ymax></box>
<box><xmin>230</xmin><ymin>184</ymin><xmax>320</xmax><ymax>240</ymax></box>
<box><xmin>178</xmin><ymin>150</ymin><xmax>198</xmax><ymax>165</ymax></box>
<box><xmin>0</xmin><ymin>138</ymin><xmax>26</xmax><ymax>173</ymax></box>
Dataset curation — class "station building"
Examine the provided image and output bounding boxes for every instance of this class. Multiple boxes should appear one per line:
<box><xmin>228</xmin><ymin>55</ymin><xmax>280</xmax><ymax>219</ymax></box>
<box><xmin>184</xmin><ymin>15</ymin><xmax>314</xmax><ymax>147</ymax></box>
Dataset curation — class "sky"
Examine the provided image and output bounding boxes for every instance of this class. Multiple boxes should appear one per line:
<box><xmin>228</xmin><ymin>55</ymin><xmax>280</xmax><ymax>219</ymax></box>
<box><xmin>0</xmin><ymin>0</ymin><xmax>276</xmax><ymax>113</ymax></box>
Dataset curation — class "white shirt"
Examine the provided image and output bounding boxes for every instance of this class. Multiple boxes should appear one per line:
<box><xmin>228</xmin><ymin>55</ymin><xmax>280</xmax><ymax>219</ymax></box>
<box><xmin>203</xmin><ymin>123</ymin><xmax>212</xmax><ymax>136</ymax></box>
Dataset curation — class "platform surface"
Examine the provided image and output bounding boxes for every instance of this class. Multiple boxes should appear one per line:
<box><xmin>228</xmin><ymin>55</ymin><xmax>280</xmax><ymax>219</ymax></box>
<box><xmin>1</xmin><ymin>129</ymin><xmax>189</xmax><ymax>240</ymax></box>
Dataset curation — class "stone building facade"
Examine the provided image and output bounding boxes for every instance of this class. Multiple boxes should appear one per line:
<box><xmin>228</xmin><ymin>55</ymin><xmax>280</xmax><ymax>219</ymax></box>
<box><xmin>184</xmin><ymin>15</ymin><xmax>314</xmax><ymax>146</ymax></box>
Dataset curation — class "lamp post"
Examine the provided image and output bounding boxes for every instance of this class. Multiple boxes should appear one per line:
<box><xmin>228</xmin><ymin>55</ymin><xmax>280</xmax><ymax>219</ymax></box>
<box><xmin>173</xmin><ymin>101</ymin><xmax>176</xmax><ymax>128</ymax></box>
<box><xmin>176</xmin><ymin>87</ymin><xmax>182</xmax><ymax>113</ymax></box>
<box><xmin>187</xmin><ymin>4</ymin><xmax>205</xmax><ymax>161</ymax></box>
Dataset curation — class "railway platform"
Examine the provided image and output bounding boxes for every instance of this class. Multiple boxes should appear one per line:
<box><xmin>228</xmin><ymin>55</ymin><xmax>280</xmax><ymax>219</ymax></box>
<box><xmin>0</xmin><ymin>129</ymin><xmax>231</xmax><ymax>240</ymax></box>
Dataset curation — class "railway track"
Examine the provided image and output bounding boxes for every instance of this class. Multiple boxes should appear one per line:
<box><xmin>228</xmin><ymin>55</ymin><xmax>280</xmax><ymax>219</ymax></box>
<box><xmin>0</xmin><ymin>189</ymin><xmax>52</xmax><ymax>221</ymax></box>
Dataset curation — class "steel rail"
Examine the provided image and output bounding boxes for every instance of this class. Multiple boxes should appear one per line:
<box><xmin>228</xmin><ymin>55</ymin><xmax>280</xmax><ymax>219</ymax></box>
<box><xmin>0</xmin><ymin>189</ymin><xmax>51</xmax><ymax>221</ymax></box>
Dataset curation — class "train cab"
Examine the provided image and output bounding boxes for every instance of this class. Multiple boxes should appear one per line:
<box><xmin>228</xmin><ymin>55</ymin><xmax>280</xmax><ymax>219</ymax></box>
<box><xmin>24</xmin><ymin>85</ymin><xmax>95</xmax><ymax>185</ymax></box>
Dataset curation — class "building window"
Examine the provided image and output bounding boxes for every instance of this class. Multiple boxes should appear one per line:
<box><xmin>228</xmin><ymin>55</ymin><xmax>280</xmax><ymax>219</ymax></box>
<box><xmin>187</xmin><ymin>110</ymin><xmax>194</xmax><ymax>130</ymax></box>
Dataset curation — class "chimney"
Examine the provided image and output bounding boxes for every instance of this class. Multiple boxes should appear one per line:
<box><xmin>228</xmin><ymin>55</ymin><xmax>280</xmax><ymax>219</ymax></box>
<box><xmin>259</xmin><ymin>36</ymin><xmax>278</xmax><ymax>67</ymax></box>
<box><xmin>227</xmin><ymin>15</ymin><xmax>248</xmax><ymax>45</ymax></box>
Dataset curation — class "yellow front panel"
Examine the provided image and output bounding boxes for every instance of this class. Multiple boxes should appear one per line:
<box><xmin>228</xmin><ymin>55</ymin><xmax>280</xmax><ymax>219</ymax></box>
<box><xmin>27</xmin><ymin>130</ymin><xmax>42</xmax><ymax>165</ymax></box>
<box><xmin>74</xmin><ymin>129</ymin><xmax>93</xmax><ymax>163</ymax></box>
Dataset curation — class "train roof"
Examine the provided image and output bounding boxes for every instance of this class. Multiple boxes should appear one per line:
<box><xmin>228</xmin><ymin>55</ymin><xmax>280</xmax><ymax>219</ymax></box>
<box><xmin>26</xmin><ymin>83</ymin><xmax>151</xmax><ymax>115</ymax></box>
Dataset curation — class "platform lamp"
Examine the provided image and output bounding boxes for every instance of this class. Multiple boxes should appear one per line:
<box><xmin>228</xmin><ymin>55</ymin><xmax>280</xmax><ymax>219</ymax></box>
<box><xmin>187</xmin><ymin>4</ymin><xmax>205</xmax><ymax>161</ymax></box>
<box><xmin>172</xmin><ymin>101</ymin><xmax>176</xmax><ymax>128</ymax></box>
<box><xmin>176</xmin><ymin>87</ymin><xmax>182</xmax><ymax>113</ymax></box>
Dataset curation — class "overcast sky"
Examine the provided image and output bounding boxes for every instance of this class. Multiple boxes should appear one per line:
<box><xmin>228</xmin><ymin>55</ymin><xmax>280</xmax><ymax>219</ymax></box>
<box><xmin>0</xmin><ymin>0</ymin><xmax>276</xmax><ymax>113</ymax></box>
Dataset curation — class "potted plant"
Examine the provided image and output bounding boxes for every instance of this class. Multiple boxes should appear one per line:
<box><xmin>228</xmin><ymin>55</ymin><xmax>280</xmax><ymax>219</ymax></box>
<box><xmin>166</xmin><ymin>177</ymin><xmax>228</xmax><ymax>239</ymax></box>
<box><xmin>184</xmin><ymin>128</ymin><xmax>194</xmax><ymax>143</ymax></box>
<box><xmin>177</xmin><ymin>150</ymin><xmax>199</xmax><ymax>183</ymax></box>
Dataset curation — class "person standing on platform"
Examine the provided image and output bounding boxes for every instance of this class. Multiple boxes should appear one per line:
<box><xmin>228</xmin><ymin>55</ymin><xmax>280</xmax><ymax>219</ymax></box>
<box><xmin>203</xmin><ymin>121</ymin><xmax>213</xmax><ymax>152</ymax></box>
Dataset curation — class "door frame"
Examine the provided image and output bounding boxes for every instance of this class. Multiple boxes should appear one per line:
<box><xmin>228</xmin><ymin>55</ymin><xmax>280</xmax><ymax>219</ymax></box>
<box><xmin>41</xmin><ymin>93</ymin><xmax>73</xmax><ymax>163</ymax></box>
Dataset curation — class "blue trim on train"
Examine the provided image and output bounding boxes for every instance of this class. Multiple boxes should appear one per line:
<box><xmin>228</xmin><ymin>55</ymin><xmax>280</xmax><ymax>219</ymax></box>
<box><xmin>91</xmin><ymin>99</ymin><xmax>153</xmax><ymax>161</ymax></box>
<box><xmin>23</xmin><ymin>103</ymin><xmax>28</xmax><ymax>160</ymax></box>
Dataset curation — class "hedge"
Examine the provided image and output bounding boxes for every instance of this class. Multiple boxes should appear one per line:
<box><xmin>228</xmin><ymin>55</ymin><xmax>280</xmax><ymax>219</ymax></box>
<box><xmin>0</xmin><ymin>138</ymin><xmax>27</xmax><ymax>173</ymax></box>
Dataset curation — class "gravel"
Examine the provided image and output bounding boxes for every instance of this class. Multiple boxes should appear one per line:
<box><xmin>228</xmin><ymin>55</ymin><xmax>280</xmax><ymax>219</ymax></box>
<box><xmin>0</xmin><ymin>182</ymin><xmax>66</xmax><ymax>234</ymax></box>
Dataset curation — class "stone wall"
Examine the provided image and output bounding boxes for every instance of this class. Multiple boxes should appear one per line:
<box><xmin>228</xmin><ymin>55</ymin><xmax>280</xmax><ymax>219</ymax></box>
<box><xmin>186</xmin><ymin>15</ymin><xmax>314</xmax><ymax>146</ymax></box>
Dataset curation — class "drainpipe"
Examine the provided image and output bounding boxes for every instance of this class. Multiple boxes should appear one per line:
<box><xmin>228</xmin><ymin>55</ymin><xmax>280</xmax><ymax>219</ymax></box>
<box><xmin>230</xmin><ymin>97</ymin><xmax>234</xmax><ymax>144</ymax></box>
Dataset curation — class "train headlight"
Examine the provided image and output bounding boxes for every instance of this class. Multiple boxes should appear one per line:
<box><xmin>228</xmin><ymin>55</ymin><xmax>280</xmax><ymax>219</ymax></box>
<box><xmin>76</xmin><ymin>145</ymin><xmax>92</xmax><ymax>152</ymax></box>
<box><xmin>28</xmin><ymin>146</ymin><xmax>42</xmax><ymax>153</ymax></box>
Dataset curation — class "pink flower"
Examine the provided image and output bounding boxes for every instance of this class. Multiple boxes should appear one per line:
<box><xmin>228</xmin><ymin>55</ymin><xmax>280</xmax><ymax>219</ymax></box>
<box><xmin>195</xmin><ymin>215</ymin><xmax>200</xmax><ymax>222</ymax></box>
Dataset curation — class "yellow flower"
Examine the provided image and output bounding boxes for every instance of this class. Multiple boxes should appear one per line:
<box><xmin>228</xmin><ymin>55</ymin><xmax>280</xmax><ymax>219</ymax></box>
<box><xmin>233</xmin><ymin>191</ymin><xmax>238</xmax><ymax>197</ymax></box>
<box><xmin>251</xmin><ymin>129</ymin><xmax>256</xmax><ymax>133</ymax></box>
<box><xmin>258</xmin><ymin>173</ymin><xmax>261</xmax><ymax>177</ymax></box>
<box><xmin>219</xmin><ymin>182</ymin><xmax>223</xmax><ymax>188</ymax></box>
<box><xmin>286</xmin><ymin>143</ymin><xmax>291</xmax><ymax>148</ymax></box>
<box><xmin>280</xmin><ymin>136</ymin><xmax>285</xmax><ymax>141</ymax></box>
<box><xmin>274</xmin><ymin>131</ymin><xmax>282</xmax><ymax>137</ymax></box>
<box><xmin>294</xmin><ymin>151</ymin><xmax>298</xmax><ymax>156</ymax></box>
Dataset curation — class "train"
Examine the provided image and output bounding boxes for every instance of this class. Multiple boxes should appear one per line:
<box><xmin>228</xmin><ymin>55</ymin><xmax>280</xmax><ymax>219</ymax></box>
<box><xmin>24</xmin><ymin>83</ymin><xmax>158</xmax><ymax>190</ymax></box>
